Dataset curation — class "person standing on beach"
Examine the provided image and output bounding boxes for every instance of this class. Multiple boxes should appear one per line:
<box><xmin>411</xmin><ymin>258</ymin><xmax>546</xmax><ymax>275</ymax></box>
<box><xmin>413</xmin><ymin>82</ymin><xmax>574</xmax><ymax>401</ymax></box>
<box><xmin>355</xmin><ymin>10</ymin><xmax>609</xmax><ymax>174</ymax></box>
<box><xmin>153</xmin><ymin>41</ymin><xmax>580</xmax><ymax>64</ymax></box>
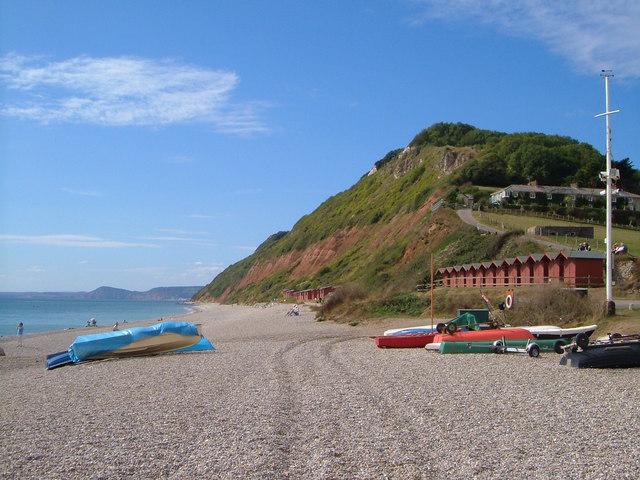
<box><xmin>16</xmin><ymin>322</ymin><xmax>24</xmax><ymax>347</ymax></box>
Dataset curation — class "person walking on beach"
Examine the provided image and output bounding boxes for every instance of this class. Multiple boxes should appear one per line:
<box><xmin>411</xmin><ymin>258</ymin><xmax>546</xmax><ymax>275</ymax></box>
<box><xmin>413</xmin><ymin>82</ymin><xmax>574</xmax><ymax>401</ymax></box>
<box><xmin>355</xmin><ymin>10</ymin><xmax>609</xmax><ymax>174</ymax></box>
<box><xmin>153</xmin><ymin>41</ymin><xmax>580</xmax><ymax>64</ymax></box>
<box><xmin>16</xmin><ymin>322</ymin><xmax>24</xmax><ymax>348</ymax></box>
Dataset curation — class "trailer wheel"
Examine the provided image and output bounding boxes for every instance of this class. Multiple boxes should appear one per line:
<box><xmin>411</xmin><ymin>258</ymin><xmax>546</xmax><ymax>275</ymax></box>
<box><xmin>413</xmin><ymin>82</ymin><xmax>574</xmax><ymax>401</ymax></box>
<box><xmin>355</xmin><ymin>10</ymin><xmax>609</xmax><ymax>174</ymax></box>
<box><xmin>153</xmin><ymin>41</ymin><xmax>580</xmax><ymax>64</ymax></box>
<box><xmin>554</xmin><ymin>341</ymin><xmax>565</xmax><ymax>355</ymax></box>
<box><xmin>527</xmin><ymin>344</ymin><xmax>540</xmax><ymax>358</ymax></box>
<box><xmin>491</xmin><ymin>340</ymin><xmax>504</xmax><ymax>354</ymax></box>
<box><xmin>446</xmin><ymin>323</ymin><xmax>457</xmax><ymax>334</ymax></box>
<box><xmin>436</xmin><ymin>323</ymin><xmax>446</xmax><ymax>334</ymax></box>
<box><xmin>575</xmin><ymin>333</ymin><xmax>589</xmax><ymax>350</ymax></box>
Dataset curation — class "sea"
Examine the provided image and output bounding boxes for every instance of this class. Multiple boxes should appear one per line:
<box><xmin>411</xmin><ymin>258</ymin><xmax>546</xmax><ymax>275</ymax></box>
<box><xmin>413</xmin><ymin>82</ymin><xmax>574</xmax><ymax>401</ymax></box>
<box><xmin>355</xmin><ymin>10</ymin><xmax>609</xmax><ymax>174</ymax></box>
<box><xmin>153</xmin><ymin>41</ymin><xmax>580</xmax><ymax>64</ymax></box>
<box><xmin>0</xmin><ymin>298</ymin><xmax>193</xmax><ymax>337</ymax></box>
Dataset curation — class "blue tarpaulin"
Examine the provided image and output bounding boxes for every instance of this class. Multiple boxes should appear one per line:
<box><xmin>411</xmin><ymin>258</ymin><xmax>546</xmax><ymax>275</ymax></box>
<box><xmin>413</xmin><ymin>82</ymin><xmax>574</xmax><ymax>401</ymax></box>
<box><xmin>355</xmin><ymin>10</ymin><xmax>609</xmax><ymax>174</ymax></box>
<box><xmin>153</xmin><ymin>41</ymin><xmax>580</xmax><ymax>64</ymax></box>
<box><xmin>46</xmin><ymin>321</ymin><xmax>215</xmax><ymax>369</ymax></box>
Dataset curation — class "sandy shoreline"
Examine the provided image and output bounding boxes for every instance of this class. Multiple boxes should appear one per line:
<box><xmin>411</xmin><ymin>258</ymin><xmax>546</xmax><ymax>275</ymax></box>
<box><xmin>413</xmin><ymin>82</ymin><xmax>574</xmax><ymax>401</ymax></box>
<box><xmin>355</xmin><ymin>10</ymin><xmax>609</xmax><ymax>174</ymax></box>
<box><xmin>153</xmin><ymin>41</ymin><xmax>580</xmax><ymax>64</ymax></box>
<box><xmin>2</xmin><ymin>303</ymin><xmax>640</xmax><ymax>479</ymax></box>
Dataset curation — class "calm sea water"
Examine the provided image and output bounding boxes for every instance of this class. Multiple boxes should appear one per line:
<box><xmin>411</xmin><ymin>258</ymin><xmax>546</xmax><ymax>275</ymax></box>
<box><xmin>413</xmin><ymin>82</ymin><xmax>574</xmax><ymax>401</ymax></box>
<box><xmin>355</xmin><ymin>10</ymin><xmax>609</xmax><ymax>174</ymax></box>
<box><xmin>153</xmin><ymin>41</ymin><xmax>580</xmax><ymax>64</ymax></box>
<box><xmin>0</xmin><ymin>298</ymin><xmax>192</xmax><ymax>337</ymax></box>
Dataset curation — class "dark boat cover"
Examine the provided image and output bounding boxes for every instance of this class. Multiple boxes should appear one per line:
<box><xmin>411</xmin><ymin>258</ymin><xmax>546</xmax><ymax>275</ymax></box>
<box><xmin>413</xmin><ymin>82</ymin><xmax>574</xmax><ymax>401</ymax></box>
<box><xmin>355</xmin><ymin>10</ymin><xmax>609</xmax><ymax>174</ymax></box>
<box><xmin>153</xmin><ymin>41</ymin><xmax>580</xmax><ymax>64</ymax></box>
<box><xmin>560</xmin><ymin>341</ymin><xmax>640</xmax><ymax>368</ymax></box>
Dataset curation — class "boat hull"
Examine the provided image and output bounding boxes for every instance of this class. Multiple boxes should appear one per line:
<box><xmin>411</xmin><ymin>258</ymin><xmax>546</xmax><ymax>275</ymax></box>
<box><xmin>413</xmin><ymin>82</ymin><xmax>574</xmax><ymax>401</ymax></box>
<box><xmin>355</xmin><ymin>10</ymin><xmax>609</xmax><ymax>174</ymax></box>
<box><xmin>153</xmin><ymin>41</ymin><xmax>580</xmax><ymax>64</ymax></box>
<box><xmin>439</xmin><ymin>338</ymin><xmax>567</xmax><ymax>354</ymax></box>
<box><xmin>433</xmin><ymin>328</ymin><xmax>534</xmax><ymax>344</ymax></box>
<box><xmin>46</xmin><ymin>321</ymin><xmax>215</xmax><ymax>369</ymax></box>
<box><xmin>523</xmin><ymin>325</ymin><xmax>597</xmax><ymax>340</ymax></box>
<box><xmin>383</xmin><ymin>326</ymin><xmax>437</xmax><ymax>336</ymax></box>
<box><xmin>375</xmin><ymin>333</ymin><xmax>437</xmax><ymax>348</ymax></box>
<box><xmin>561</xmin><ymin>342</ymin><xmax>640</xmax><ymax>368</ymax></box>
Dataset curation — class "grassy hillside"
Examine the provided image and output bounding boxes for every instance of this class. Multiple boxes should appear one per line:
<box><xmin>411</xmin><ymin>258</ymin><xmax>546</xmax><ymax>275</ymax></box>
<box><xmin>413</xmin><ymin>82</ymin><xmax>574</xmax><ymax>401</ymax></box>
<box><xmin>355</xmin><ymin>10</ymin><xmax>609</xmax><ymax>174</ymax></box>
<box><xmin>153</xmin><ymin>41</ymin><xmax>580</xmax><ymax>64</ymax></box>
<box><xmin>195</xmin><ymin>122</ymin><xmax>638</xmax><ymax>310</ymax></box>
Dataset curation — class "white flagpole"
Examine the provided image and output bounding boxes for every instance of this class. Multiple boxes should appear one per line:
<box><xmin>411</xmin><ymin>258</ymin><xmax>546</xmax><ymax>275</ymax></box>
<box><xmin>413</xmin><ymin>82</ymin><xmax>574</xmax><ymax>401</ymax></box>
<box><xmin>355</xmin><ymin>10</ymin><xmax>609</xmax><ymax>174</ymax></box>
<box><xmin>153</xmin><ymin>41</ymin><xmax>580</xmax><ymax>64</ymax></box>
<box><xmin>595</xmin><ymin>70</ymin><xmax>620</xmax><ymax>316</ymax></box>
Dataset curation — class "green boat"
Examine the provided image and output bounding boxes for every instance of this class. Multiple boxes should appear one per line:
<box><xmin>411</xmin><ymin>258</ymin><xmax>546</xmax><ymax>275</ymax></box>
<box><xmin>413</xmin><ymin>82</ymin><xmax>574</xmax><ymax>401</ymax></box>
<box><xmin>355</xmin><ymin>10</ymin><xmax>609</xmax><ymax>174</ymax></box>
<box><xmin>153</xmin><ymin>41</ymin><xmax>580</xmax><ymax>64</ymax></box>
<box><xmin>439</xmin><ymin>338</ymin><xmax>569</xmax><ymax>355</ymax></box>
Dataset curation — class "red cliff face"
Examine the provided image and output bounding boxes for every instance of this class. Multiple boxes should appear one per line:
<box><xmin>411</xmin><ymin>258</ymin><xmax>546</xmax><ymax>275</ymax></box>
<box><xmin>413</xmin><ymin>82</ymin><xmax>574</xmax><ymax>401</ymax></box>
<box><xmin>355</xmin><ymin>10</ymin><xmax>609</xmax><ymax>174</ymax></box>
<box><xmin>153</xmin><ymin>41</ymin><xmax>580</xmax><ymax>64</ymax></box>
<box><xmin>216</xmin><ymin>190</ymin><xmax>448</xmax><ymax>302</ymax></box>
<box><xmin>236</xmin><ymin>226</ymin><xmax>367</xmax><ymax>289</ymax></box>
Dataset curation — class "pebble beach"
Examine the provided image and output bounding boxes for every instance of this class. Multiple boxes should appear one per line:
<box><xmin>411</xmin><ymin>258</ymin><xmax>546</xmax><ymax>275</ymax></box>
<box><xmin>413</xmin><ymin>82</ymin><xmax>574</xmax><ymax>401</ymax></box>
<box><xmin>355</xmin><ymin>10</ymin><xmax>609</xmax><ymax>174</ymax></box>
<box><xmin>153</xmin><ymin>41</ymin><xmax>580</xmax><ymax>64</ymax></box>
<box><xmin>2</xmin><ymin>303</ymin><xmax>640</xmax><ymax>479</ymax></box>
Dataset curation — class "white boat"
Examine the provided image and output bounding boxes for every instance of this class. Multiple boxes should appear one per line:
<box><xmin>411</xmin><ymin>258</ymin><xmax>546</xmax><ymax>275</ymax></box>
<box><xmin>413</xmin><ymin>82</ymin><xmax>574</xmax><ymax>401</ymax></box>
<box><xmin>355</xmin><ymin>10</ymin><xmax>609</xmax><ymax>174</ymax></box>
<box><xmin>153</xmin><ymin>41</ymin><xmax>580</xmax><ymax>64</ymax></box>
<box><xmin>383</xmin><ymin>325</ymin><xmax>437</xmax><ymax>336</ymax></box>
<box><xmin>521</xmin><ymin>324</ymin><xmax>597</xmax><ymax>340</ymax></box>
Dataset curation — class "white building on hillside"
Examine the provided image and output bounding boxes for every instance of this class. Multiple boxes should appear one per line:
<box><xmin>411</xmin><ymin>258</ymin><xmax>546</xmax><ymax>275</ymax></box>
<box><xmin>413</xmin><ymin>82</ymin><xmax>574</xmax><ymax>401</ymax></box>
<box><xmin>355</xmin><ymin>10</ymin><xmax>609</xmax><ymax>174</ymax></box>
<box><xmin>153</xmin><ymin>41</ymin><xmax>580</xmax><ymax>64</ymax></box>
<box><xmin>490</xmin><ymin>183</ymin><xmax>640</xmax><ymax>211</ymax></box>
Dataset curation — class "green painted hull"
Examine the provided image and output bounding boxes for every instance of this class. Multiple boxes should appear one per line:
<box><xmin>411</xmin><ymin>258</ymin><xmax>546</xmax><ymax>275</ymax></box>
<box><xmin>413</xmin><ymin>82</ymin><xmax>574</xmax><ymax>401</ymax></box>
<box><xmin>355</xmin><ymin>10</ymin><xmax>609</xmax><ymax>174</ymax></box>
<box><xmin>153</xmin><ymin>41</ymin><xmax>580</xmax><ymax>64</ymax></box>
<box><xmin>439</xmin><ymin>338</ymin><xmax>568</xmax><ymax>354</ymax></box>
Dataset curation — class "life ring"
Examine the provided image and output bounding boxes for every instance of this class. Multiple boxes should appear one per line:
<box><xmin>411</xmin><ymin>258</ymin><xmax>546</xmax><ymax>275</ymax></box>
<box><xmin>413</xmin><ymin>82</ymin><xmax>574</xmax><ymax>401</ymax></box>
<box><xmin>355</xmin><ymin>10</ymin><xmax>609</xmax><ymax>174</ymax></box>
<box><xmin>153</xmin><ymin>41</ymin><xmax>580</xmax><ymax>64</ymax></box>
<box><xmin>505</xmin><ymin>294</ymin><xmax>513</xmax><ymax>309</ymax></box>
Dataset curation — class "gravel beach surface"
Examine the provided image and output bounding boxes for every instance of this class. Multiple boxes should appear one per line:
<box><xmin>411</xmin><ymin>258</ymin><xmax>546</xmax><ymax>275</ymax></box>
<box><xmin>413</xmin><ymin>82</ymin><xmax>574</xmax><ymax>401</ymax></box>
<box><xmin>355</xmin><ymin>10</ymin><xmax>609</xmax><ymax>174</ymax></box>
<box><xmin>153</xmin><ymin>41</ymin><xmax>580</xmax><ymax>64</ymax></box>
<box><xmin>2</xmin><ymin>303</ymin><xmax>639</xmax><ymax>479</ymax></box>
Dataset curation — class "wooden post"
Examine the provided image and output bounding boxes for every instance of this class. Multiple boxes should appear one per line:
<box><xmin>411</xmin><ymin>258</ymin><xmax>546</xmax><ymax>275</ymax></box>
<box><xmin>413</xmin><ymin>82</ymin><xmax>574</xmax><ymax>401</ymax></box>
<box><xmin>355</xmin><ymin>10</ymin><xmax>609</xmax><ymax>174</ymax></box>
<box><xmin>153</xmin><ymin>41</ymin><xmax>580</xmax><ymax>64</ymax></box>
<box><xmin>430</xmin><ymin>254</ymin><xmax>434</xmax><ymax>331</ymax></box>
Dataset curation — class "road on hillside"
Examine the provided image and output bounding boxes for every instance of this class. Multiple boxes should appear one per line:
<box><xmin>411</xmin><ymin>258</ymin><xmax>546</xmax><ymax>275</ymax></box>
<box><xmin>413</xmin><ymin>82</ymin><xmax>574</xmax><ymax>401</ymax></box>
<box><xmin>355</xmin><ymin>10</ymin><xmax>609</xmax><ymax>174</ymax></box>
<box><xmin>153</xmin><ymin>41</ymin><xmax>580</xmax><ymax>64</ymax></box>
<box><xmin>456</xmin><ymin>208</ymin><xmax>568</xmax><ymax>251</ymax></box>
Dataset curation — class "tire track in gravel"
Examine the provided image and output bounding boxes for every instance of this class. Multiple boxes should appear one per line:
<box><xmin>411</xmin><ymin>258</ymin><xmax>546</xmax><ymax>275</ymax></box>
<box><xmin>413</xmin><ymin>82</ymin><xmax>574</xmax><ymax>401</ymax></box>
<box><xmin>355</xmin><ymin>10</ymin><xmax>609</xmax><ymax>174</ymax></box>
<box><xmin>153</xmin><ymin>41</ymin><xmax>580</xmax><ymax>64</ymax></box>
<box><xmin>319</xmin><ymin>337</ymin><xmax>440</xmax><ymax>479</ymax></box>
<box><xmin>268</xmin><ymin>334</ymin><xmax>347</xmax><ymax>478</ymax></box>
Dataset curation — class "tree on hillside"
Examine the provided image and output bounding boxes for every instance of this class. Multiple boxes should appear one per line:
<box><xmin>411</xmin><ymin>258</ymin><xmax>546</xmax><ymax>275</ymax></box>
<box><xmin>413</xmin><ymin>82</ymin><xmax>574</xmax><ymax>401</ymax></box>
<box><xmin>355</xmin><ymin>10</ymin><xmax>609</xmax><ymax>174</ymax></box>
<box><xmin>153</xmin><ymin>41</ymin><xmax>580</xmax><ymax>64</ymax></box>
<box><xmin>613</xmin><ymin>158</ymin><xmax>640</xmax><ymax>194</ymax></box>
<box><xmin>507</xmin><ymin>144</ymin><xmax>576</xmax><ymax>184</ymax></box>
<box><xmin>453</xmin><ymin>152</ymin><xmax>509</xmax><ymax>187</ymax></box>
<box><xmin>410</xmin><ymin>122</ymin><xmax>503</xmax><ymax>148</ymax></box>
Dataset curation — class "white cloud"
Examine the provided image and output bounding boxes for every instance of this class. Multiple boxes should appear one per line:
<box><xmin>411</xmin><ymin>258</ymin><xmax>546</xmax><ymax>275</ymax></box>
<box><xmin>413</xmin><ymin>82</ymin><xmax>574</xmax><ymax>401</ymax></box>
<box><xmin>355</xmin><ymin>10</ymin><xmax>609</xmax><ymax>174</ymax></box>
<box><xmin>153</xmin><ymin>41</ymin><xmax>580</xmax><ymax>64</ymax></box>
<box><xmin>0</xmin><ymin>234</ymin><xmax>158</xmax><ymax>248</ymax></box>
<box><xmin>139</xmin><ymin>235</ymin><xmax>218</xmax><ymax>247</ymax></box>
<box><xmin>142</xmin><ymin>236</ymin><xmax>199</xmax><ymax>242</ymax></box>
<box><xmin>0</xmin><ymin>54</ymin><xmax>268</xmax><ymax>134</ymax></box>
<box><xmin>415</xmin><ymin>1</ymin><xmax>640</xmax><ymax>78</ymax></box>
<box><xmin>182</xmin><ymin>262</ymin><xmax>225</xmax><ymax>279</ymax></box>
<box><xmin>61</xmin><ymin>187</ymin><xmax>101</xmax><ymax>197</ymax></box>
<box><xmin>188</xmin><ymin>213</ymin><xmax>214</xmax><ymax>219</ymax></box>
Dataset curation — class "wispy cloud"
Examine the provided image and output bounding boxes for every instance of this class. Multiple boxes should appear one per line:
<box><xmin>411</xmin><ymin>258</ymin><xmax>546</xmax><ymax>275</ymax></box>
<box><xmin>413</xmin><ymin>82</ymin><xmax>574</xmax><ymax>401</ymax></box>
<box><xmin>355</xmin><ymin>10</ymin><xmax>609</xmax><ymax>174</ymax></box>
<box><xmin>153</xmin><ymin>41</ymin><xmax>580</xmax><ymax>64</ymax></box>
<box><xmin>139</xmin><ymin>235</ymin><xmax>218</xmax><ymax>247</ymax></box>
<box><xmin>182</xmin><ymin>262</ymin><xmax>225</xmax><ymax>279</ymax></box>
<box><xmin>414</xmin><ymin>1</ymin><xmax>640</xmax><ymax>78</ymax></box>
<box><xmin>188</xmin><ymin>213</ymin><xmax>214</xmax><ymax>219</ymax></box>
<box><xmin>142</xmin><ymin>236</ymin><xmax>199</xmax><ymax>242</ymax></box>
<box><xmin>0</xmin><ymin>234</ymin><xmax>158</xmax><ymax>248</ymax></box>
<box><xmin>0</xmin><ymin>54</ymin><xmax>269</xmax><ymax>134</ymax></box>
<box><xmin>61</xmin><ymin>187</ymin><xmax>101</xmax><ymax>197</ymax></box>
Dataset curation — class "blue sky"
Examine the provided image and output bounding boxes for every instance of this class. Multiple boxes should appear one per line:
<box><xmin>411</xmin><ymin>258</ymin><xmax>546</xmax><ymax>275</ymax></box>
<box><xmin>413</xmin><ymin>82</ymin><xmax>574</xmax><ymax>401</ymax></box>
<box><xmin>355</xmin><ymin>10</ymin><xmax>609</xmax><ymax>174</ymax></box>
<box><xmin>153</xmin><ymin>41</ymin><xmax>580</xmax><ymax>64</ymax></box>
<box><xmin>1</xmin><ymin>0</ymin><xmax>639</xmax><ymax>291</ymax></box>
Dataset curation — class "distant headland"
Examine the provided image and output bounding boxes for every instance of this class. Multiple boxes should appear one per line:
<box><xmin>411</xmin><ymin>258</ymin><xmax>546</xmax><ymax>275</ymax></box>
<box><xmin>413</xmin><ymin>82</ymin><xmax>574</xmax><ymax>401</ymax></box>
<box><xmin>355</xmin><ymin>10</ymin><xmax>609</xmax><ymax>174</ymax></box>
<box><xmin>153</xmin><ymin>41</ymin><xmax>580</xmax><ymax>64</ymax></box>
<box><xmin>0</xmin><ymin>286</ymin><xmax>203</xmax><ymax>301</ymax></box>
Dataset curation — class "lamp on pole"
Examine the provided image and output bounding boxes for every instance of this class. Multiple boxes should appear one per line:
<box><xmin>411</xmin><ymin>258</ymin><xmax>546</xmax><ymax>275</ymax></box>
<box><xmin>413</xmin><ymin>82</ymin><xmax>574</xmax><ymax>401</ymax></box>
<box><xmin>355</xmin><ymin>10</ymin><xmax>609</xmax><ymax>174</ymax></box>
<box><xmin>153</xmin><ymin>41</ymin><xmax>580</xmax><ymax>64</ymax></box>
<box><xmin>595</xmin><ymin>70</ymin><xmax>620</xmax><ymax>316</ymax></box>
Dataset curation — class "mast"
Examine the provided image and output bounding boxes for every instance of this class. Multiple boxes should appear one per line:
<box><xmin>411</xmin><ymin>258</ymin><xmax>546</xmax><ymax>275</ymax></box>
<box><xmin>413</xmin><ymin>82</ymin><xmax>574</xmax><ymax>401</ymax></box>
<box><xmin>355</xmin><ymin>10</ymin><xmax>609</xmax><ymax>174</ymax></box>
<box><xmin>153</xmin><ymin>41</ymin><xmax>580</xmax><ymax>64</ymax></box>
<box><xmin>595</xmin><ymin>70</ymin><xmax>620</xmax><ymax>316</ymax></box>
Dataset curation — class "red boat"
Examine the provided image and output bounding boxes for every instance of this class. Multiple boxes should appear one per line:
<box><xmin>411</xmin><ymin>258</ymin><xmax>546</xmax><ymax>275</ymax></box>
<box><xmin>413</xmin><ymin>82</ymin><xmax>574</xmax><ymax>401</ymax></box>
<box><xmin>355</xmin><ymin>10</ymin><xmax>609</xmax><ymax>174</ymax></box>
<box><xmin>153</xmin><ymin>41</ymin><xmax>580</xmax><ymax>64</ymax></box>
<box><xmin>432</xmin><ymin>328</ymin><xmax>534</xmax><ymax>344</ymax></box>
<box><xmin>375</xmin><ymin>328</ymin><xmax>534</xmax><ymax>349</ymax></box>
<box><xmin>374</xmin><ymin>332</ymin><xmax>437</xmax><ymax>348</ymax></box>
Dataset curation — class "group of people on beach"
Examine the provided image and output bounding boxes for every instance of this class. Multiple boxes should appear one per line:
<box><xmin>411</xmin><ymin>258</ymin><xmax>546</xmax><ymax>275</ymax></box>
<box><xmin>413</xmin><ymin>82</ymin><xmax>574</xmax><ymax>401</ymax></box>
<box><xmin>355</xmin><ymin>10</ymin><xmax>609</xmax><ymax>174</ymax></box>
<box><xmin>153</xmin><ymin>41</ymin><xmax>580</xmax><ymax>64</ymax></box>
<box><xmin>13</xmin><ymin>317</ymin><xmax>133</xmax><ymax>347</ymax></box>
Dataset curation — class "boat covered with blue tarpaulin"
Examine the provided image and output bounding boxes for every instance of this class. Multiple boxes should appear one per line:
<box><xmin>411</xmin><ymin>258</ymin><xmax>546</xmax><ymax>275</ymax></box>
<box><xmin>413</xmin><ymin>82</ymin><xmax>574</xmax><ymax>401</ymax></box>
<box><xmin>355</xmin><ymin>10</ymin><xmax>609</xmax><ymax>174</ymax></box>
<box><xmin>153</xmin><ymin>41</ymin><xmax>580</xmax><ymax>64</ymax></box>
<box><xmin>46</xmin><ymin>321</ymin><xmax>214</xmax><ymax>369</ymax></box>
